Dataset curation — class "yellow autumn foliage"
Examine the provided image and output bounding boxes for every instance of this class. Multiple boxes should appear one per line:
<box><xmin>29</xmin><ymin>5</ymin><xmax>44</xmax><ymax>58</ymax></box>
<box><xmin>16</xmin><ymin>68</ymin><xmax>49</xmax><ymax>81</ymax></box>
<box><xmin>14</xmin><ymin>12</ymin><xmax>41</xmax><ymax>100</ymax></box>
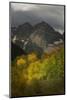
<box><xmin>27</xmin><ymin>52</ymin><xmax>38</xmax><ymax>62</ymax></box>
<box><xmin>26</xmin><ymin>60</ymin><xmax>43</xmax><ymax>84</ymax></box>
<box><xmin>12</xmin><ymin>47</ymin><xmax>64</xmax><ymax>86</ymax></box>
<box><xmin>17</xmin><ymin>58</ymin><xmax>26</xmax><ymax>66</ymax></box>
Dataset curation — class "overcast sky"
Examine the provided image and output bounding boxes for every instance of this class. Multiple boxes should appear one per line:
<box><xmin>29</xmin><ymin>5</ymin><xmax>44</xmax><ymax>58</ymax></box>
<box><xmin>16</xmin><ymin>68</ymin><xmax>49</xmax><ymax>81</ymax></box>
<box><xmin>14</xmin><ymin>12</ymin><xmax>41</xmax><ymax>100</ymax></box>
<box><xmin>10</xmin><ymin>2</ymin><xmax>65</xmax><ymax>34</ymax></box>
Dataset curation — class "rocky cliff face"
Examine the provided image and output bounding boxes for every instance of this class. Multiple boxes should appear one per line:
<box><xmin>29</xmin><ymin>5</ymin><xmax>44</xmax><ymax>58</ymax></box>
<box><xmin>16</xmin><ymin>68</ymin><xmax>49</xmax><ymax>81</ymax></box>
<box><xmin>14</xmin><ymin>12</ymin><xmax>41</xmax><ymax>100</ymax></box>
<box><xmin>15</xmin><ymin>22</ymin><xmax>33</xmax><ymax>39</ymax></box>
<box><xmin>11</xmin><ymin>21</ymin><xmax>63</xmax><ymax>55</ymax></box>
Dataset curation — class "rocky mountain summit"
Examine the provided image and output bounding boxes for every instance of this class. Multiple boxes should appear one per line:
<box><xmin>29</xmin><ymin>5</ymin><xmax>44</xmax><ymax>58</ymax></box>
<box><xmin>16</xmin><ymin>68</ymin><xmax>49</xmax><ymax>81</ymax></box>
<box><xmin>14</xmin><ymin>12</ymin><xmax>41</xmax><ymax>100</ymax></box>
<box><xmin>11</xmin><ymin>21</ymin><xmax>64</xmax><ymax>56</ymax></box>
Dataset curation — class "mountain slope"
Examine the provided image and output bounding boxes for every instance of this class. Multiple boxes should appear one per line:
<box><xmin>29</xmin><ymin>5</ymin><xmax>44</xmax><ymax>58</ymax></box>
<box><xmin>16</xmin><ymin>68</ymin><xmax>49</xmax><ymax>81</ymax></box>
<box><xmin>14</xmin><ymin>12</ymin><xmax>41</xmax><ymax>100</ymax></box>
<box><xmin>25</xmin><ymin>21</ymin><xmax>63</xmax><ymax>54</ymax></box>
<box><xmin>15</xmin><ymin>22</ymin><xmax>33</xmax><ymax>39</ymax></box>
<box><xmin>11</xmin><ymin>21</ymin><xmax>63</xmax><ymax>56</ymax></box>
<box><xmin>30</xmin><ymin>21</ymin><xmax>63</xmax><ymax>44</ymax></box>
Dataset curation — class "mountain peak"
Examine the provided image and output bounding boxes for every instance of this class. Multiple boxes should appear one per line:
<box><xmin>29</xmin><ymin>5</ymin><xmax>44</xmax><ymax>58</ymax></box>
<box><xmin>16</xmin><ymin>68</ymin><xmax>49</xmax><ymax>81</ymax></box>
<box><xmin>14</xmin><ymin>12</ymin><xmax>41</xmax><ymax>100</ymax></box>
<box><xmin>15</xmin><ymin>22</ymin><xmax>33</xmax><ymax>39</ymax></box>
<box><xmin>18</xmin><ymin>22</ymin><xmax>32</xmax><ymax>29</ymax></box>
<box><xmin>39</xmin><ymin>21</ymin><xmax>48</xmax><ymax>25</ymax></box>
<box><xmin>23</xmin><ymin>22</ymin><xmax>32</xmax><ymax>27</ymax></box>
<box><xmin>34</xmin><ymin>21</ymin><xmax>54</xmax><ymax>32</ymax></box>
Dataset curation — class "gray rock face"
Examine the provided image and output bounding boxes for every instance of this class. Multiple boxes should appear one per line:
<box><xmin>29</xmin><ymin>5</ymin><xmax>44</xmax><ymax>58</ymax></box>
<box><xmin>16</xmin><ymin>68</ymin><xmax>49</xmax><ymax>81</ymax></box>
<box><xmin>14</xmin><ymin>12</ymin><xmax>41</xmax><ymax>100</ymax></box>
<box><xmin>11</xmin><ymin>21</ymin><xmax>63</xmax><ymax>55</ymax></box>
<box><xmin>15</xmin><ymin>22</ymin><xmax>33</xmax><ymax>39</ymax></box>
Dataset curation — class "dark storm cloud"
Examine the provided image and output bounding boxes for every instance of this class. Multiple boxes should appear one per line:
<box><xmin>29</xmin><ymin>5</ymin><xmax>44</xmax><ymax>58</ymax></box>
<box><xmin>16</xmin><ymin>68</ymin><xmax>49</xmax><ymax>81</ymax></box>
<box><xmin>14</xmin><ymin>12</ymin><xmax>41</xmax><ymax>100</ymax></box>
<box><xmin>11</xmin><ymin>3</ymin><xmax>64</xmax><ymax>34</ymax></box>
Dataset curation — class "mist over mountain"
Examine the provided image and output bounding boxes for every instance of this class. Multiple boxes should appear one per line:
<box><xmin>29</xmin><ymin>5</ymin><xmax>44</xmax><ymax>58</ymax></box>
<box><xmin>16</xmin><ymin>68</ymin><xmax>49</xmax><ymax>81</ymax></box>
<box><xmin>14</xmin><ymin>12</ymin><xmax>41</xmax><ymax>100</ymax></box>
<box><xmin>11</xmin><ymin>3</ymin><xmax>64</xmax><ymax>34</ymax></box>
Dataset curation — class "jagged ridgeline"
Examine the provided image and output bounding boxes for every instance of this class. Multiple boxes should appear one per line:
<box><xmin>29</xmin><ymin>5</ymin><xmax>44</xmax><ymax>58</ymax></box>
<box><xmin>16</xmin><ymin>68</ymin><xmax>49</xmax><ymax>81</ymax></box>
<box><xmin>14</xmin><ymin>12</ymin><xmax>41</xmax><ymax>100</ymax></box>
<box><xmin>11</xmin><ymin>21</ymin><xmax>64</xmax><ymax>60</ymax></box>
